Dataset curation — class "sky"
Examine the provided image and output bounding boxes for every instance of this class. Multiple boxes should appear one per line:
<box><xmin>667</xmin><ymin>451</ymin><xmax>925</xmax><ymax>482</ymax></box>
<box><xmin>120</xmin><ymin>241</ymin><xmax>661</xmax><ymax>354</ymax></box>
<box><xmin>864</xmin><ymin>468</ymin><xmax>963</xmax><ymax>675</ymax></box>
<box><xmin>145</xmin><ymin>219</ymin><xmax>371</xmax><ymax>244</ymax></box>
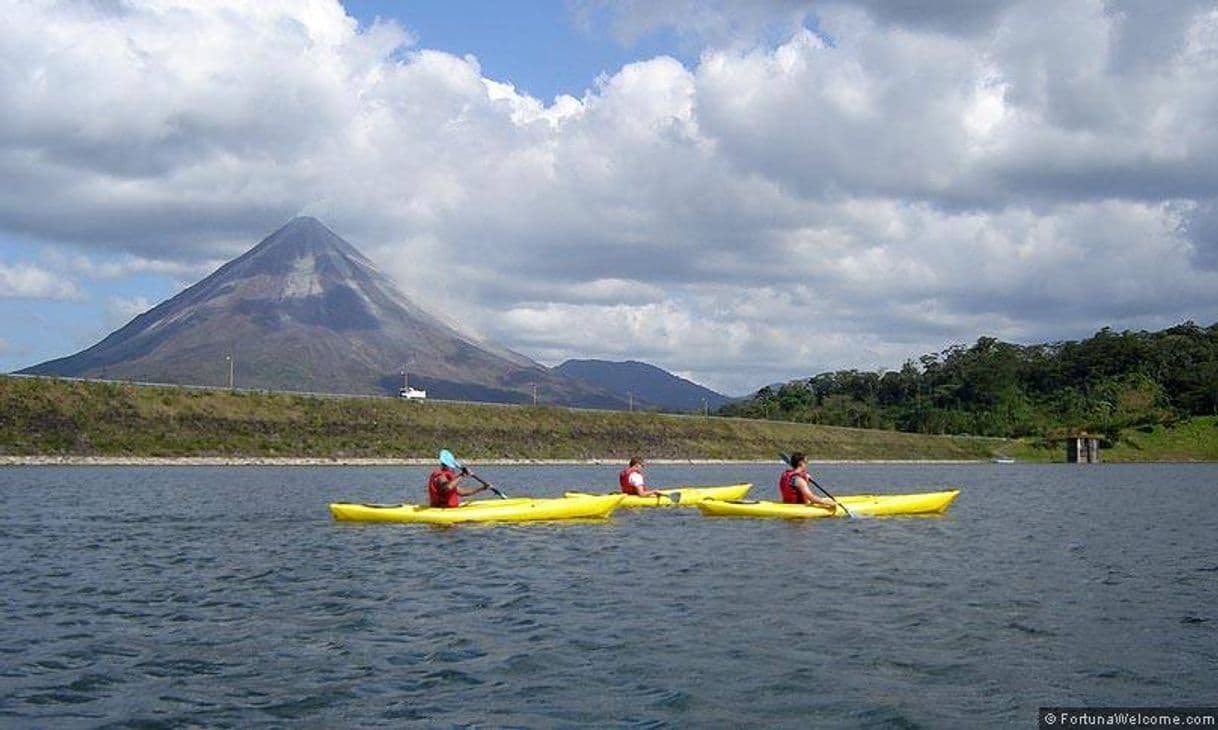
<box><xmin>2</xmin><ymin>0</ymin><xmax>1217</xmax><ymax>396</ymax></box>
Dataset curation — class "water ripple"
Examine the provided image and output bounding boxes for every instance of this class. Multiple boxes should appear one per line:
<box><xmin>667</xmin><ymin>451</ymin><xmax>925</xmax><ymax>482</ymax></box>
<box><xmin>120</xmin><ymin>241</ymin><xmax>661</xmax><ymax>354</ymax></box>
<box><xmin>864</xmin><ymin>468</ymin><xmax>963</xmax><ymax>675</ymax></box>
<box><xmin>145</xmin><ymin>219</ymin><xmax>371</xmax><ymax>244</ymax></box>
<box><xmin>1</xmin><ymin>463</ymin><xmax>1216</xmax><ymax>726</ymax></box>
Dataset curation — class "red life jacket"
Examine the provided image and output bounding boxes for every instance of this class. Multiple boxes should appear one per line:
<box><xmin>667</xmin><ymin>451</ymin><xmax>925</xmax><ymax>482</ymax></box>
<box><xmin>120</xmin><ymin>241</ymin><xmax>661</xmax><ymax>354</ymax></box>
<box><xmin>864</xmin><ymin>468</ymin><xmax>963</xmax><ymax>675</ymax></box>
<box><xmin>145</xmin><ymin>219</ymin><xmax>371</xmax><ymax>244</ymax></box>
<box><xmin>619</xmin><ymin>465</ymin><xmax>644</xmax><ymax>495</ymax></box>
<box><xmin>778</xmin><ymin>468</ymin><xmax>808</xmax><ymax>504</ymax></box>
<box><xmin>428</xmin><ymin>466</ymin><xmax>460</xmax><ymax>508</ymax></box>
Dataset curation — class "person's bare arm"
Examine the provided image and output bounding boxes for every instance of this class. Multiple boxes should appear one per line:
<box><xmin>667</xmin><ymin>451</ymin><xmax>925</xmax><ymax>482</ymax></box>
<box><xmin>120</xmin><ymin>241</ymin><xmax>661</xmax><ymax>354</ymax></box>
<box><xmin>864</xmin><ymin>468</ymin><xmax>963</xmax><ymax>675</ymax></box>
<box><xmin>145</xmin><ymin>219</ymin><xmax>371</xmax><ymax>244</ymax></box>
<box><xmin>795</xmin><ymin>476</ymin><xmax>836</xmax><ymax>510</ymax></box>
<box><xmin>440</xmin><ymin>473</ymin><xmax>486</xmax><ymax>498</ymax></box>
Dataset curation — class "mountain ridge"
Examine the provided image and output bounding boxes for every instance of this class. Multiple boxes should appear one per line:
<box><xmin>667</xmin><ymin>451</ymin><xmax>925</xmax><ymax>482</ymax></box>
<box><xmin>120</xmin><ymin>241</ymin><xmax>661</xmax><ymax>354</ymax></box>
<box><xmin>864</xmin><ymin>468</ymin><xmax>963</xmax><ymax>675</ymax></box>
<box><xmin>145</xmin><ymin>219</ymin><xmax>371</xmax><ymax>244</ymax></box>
<box><xmin>554</xmin><ymin>358</ymin><xmax>731</xmax><ymax>413</ymax></box>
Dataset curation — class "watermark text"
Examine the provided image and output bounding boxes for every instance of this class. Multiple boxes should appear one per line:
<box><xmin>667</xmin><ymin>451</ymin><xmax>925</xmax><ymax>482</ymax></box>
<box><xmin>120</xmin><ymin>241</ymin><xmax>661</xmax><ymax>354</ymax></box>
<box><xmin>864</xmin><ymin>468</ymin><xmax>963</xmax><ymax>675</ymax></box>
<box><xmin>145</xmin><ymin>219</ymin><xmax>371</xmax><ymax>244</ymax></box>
<box><xmin>1040</xmin><ymin>708</ymin><xmax>1218</xmax><ymax>729</ymax></box>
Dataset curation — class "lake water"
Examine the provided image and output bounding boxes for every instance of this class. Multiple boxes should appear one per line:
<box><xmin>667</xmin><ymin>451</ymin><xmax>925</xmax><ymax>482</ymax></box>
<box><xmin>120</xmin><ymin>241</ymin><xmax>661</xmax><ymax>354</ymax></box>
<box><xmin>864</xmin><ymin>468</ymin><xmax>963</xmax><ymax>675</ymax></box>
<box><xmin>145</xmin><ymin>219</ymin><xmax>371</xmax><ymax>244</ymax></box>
<box><xmin>2</xmin><ymin>463</ymin><xmax>1216</xmax><ymax>728</ymax></box>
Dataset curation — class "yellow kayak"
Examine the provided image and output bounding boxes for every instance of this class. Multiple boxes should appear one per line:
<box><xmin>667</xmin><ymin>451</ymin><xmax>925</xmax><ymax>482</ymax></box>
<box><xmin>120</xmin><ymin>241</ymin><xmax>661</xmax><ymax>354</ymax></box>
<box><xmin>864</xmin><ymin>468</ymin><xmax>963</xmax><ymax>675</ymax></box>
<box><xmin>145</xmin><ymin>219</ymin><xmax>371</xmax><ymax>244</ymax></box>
<box><xmin>696</xmin><ymin>490</ymin><xmax>961</xmax><ymax>519</ymax></box>
<box><xmin>329</xmin><ymin>494</ymin><xmax>624</xmax><ymax>524</ymax></box>
<box><xmin>563</xmin><ymin>483</ymin><xmax>753</xmax><ymax>507</ymax></box>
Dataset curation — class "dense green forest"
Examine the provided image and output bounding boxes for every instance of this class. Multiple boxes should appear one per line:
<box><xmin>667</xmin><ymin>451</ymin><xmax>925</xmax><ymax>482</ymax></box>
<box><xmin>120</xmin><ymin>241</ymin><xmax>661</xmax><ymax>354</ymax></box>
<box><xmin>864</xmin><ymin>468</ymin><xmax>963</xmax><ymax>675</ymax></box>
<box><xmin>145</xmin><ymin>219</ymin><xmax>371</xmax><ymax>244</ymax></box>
<box><xmin>720</xmin><ymin>322</ymin><xmax>1218</xmax><ymax>441</ymax></box>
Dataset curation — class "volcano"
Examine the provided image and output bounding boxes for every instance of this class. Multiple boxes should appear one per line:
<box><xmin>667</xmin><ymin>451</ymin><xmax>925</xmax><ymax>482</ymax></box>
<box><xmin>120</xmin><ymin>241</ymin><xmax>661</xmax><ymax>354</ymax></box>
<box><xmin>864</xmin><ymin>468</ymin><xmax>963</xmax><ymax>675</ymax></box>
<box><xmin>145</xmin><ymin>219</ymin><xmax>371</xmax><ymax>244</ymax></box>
<box><xmin>21</xmin><ymin>217</ymin><xmax>627</xmax><ymax>407</ymax></box>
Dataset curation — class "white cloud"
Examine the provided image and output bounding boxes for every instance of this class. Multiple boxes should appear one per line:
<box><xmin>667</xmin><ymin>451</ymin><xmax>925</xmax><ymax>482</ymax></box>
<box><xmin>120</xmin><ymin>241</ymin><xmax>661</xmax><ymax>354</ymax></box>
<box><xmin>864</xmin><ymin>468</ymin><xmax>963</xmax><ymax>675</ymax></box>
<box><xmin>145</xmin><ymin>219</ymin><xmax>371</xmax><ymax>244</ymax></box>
<box><xmin>2</xmin><ymin>0</ymin><xmax>1217</xmax><ymax>394</ymax></box>
<box><xmin>0</xmin><ymin>262</ymin><xmax>81</xmax><ymax>300</ymax></box>
<box><xmin>40</xmin><ymin>250</ymin><xmax>211</xmax><ymax>281</ymax></box>
<box><xmin>105</xmin><ymin>296</ymin><xmax>154</xmax><ymax>330</ymax></box>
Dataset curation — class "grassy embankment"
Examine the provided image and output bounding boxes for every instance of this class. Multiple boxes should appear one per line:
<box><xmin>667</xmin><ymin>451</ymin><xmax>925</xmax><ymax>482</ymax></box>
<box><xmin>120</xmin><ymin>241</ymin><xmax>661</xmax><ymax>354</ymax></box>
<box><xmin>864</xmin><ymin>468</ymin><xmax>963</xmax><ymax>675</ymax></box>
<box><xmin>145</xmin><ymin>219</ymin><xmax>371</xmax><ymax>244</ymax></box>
<box><xmin>4</xmin><ymin>376</ymin><xmax>1213</xmax><ymax>462</ymax></box>
<box><xmin>1</xmin><ymin>376</ymin><xmax>1011</xmax><ymax>462</ymax></box>
<box><xmin>986</xmin><ymin>417</ymin><xmax>1218</xmax><ymax>462</ymax></box>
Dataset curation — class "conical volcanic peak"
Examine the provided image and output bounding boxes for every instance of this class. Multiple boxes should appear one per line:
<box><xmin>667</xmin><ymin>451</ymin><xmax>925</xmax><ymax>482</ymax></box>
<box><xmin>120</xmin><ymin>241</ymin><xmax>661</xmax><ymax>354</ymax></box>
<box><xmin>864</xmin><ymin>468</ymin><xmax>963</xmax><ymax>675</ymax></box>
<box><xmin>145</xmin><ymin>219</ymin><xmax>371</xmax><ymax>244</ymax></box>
<box><xmin>193</xmin><ymin>216</ymin><xmax>378</xmax><ymax>308</ymax></box>
<box><xmin>19</xmin><ymin>217</ymin><xmax>625</xmax><ymax>406</ymax></box>
<box><xmin>222</xmin><ymin>216</ymin><xmax>371</xmax><ymax>279</ymax></box>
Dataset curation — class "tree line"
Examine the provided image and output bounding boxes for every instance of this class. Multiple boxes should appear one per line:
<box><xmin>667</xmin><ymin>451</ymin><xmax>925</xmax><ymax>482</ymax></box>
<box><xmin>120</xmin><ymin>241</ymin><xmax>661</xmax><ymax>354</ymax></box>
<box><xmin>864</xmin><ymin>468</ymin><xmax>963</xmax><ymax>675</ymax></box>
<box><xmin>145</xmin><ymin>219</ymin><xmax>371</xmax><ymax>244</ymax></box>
<box><xmin>719</xmin><ymin>322</ymin><xmax>1218</xmax><ymax>440</ymax></box>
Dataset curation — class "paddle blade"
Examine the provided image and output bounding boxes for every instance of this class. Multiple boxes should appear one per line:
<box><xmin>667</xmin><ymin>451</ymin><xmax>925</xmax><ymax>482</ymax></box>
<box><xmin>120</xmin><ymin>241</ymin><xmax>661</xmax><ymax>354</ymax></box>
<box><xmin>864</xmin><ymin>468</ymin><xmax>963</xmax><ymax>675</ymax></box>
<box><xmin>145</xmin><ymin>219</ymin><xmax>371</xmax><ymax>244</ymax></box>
<box><xmin>439</xmin><ymin>449</ymin><xmax>462</xmax><ymax>471</ymax></box>
<box><xmin>779</xmin><ymin>452</ymin><xmax>792</xmax><ymax>466</ymax></box>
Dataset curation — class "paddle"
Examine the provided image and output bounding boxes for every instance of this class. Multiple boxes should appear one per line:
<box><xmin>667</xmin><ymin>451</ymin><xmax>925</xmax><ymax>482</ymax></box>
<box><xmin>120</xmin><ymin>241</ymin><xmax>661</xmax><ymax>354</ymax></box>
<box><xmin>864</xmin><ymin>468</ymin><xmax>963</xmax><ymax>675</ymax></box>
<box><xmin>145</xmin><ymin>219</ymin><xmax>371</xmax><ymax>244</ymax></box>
<box><xmin>779</xmin><ymin>452</ymin><xmax>852</xmax><ymax>517</ymax></box>
<box><xmin>438</xmin><ymin>449</ymin><xmax>507</xmax><ymax>499</ymax></box>
<box><xmin>655</xmin><ymin>490</ymin><xmax>681</xmax><ymax>505</ymax></box>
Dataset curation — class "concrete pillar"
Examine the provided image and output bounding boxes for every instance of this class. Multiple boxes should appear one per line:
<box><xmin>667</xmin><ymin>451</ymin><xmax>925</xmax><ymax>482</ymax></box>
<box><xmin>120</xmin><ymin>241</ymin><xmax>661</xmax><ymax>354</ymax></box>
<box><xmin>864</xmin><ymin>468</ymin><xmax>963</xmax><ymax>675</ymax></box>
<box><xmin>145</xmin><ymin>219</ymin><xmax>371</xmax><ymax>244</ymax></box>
<box><xmin>1067</xmin><ymin>434</ymin><xmax>1100</xmax><ymax>463</ymax></box>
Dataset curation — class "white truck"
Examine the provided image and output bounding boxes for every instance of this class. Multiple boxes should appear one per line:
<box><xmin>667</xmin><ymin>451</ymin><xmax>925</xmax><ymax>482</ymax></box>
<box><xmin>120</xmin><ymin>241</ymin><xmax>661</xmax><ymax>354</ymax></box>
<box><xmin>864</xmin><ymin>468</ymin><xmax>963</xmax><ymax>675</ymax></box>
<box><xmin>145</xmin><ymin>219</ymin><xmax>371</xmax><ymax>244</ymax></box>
<box><xmin>399</xmin><ymin>386</ymin><xmax>427</xmax><ymax>400</ymax></box>
<box><xmin>398</xmin><ymin>371</ymin><xmax>426</xmax><ymax>399</ymax></box>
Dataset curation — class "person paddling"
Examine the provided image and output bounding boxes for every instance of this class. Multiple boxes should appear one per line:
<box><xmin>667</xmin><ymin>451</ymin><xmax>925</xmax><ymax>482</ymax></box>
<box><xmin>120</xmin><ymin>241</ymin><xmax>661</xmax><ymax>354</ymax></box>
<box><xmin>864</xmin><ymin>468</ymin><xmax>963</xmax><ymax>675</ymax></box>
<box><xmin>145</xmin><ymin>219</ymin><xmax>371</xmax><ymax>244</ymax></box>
<box><xmin>428</xmin><ymin>458</ymin><xmax>489</xmax><ymax>507</ymax></box>
<box><xmin>619</xmin><ymin>456</ymin><xmax>660</xmax><ymax>498</ymax></box>
<box><xmin>779</xmin><ymin>452</ymin><xmax>838</xmax><ymax>511</ymax></box>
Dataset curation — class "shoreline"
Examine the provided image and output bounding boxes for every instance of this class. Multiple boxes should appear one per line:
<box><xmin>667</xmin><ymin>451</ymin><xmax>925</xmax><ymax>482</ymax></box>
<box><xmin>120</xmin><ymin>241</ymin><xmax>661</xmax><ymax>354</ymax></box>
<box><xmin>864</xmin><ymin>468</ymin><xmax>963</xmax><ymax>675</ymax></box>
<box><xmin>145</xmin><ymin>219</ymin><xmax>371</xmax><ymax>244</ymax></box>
<box><xmin>0</xmin><ymin>455</ymin><xmax>991</xmax><ymax>467</ymax></box>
